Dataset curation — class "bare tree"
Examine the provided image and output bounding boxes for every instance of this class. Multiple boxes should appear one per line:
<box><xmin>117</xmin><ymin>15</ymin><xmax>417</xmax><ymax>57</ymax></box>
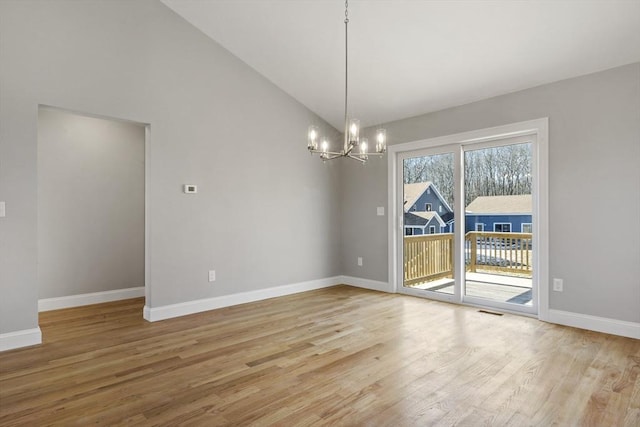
<box><xmin>404</xmin><ymin>143</ymin><xmax>532</xmax><ymax>208</ymax></box>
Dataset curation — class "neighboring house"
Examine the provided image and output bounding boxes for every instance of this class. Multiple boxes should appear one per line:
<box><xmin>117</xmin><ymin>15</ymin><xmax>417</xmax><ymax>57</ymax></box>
<box><xmin>464</xmin><ymin>195</ymin><xmax>532</xmax><ymax>233</ymax></box>
<box><xmin>403</xmin><ymin>185</ymin><xmax>532</xmax><ymax>235</ymax></box>
<box><xmin>404</xmin><ymin>182</ymin><xmax>453</xmax><ymax>235</ymax></box>
<box><xmin>404</xmin><ymin>211</ymin><xmax>446</xmax><ymax>235</ymax></box>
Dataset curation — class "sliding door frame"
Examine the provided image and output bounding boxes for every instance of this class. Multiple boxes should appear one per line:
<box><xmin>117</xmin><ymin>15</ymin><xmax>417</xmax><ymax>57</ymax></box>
<box><xmin>387</xmin><ymin>118</ymin><xmax>549</xmax><ymax>320</ymax></box>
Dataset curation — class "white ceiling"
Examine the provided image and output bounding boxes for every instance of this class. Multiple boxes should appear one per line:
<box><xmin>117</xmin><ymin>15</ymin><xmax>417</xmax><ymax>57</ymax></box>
<box><xmin>161</xmin><ymin>0</ymin><xmax>640</xmax><ymax>130</ymax></box>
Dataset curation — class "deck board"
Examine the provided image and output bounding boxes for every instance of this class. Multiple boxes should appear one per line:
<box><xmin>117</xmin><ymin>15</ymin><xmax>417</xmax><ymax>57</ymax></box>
<box><xmin>407</xmin><ymin>272</ymin><xmax>533</xmax><ymax>305</ymax></box>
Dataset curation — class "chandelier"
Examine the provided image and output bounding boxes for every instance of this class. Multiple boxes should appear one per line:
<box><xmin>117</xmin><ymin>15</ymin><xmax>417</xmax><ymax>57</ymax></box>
<box><xmin>307</xmin><ymin>0</ymin><xmax>386</xmax><ymax>163</ymax></box>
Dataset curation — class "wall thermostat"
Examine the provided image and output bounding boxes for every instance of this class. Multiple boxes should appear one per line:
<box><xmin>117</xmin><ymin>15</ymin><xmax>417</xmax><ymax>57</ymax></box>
<box><xmin>183</xmin><ymin>184</ymin><xmax>197</xmax><ymax>194</ymax></box>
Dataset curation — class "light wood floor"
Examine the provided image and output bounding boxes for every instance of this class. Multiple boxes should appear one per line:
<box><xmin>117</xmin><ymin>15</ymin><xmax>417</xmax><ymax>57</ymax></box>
<box><xmin>1</xmin><ymin>286</ymin><xmax>638</xmax><ymax>426</ymax></box>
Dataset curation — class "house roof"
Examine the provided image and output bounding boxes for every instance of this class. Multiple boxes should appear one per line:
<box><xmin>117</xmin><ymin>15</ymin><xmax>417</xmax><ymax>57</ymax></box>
<box><xmin>406</xmin><ymin>211</ymin><xmax>446</xmax><ymax>227</ymax></box>
<box><xmin>409</xmin><ymin>211</ymin><xmax>438</xmax><ymax>221</ymax></box>
<box><xmin>466</xmin><ymin>195</ymin><xmax>532</xmax><ymax>214</ymax></box>
<box><xmin>404</xmin><ymin>182</ymin><xmax>432</xmax><ymax>213</ymax></box>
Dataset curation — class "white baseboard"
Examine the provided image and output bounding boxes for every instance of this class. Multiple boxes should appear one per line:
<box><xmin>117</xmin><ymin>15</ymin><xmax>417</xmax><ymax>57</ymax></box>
<box><xmin>339</xmin><ymin>275</ymin><xmax>392</xmax><ymax>293</ymax></box>
<box><xmin>38</xmin><ymin>287</ymin><xmax>145</xmax><ymax>312</ymax></box>
<box><xmin>0</xmin><ymin>328</ymin><xmax>42</xmax><ymax>352</ymax></box>
<box><xmin>547</xmin><ymin>309</ymin><xmax>640</xmax><ymax>339</ymax></box>
<box><xmin>144</xmin><ymin>277</ymin><xmax>340</xmax><ymax>322</ymax></box>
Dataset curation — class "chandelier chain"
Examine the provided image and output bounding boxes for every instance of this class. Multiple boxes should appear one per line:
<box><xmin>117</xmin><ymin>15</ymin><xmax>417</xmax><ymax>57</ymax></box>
<box><xmin>344</xmin><ymin>0</ymin><xmax>349</xmax><ymax>142</ymax></box>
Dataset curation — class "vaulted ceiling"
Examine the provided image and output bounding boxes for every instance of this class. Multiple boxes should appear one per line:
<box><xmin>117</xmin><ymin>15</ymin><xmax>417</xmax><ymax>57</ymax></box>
<box><xmin>161</xmin><ymin>0</ymin><xmax>640</xmax><ymax>130</ymax></box>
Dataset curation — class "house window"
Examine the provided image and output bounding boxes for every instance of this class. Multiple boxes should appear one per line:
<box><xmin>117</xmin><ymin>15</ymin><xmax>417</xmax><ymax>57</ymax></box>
<box><xmin>494</xmin><ymin>223</ymin><xmax>511</xmax><ymax>233</ymax></box>
<box><xmin>427</xmin><ymin>188</ymin><xmax>431</xmax><ymax>194</ymax></box>
<box><xmin>475</xmin><ymin>223</ymin><xmax>484</xmax><ymax>232</ymax></box>
<box><xmin>439</xmin><ymin>205</ymin><xmax>443</xmax><ymax>213</ymax></box>
<box><xmin>405</xmin><ymin>228</ymin><xmax>413</xmax><ymax>236</ymax></box>
<box><xmin>521</xmin><ymin>223</ymin><xmax>532</xmax><ymax>233</ymax></box>
<box><xmin>425</xmin><ymin>203</ymin><xmax>432</xmax><ymax>211</ymax></box>
<box><xmin>429</xmin><ymin>225</ymin><xmax>436</xmax><ymax>234</ymax></box>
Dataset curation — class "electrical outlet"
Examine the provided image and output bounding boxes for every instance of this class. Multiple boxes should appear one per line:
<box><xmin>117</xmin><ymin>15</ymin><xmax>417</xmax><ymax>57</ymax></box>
<box><xmin>357</xmin><ymin>257</ymin><xmax>363</xmax><ymax>266</ymax></box>
<box><xmin>208</xmin><ymin>270</ymin><xmax>216</xmax><ymax>282</ymax></box>
<box><xmin>553</xmin><ymin>278</ymin><xmax>563</xmax><ymax>292</ymax></box>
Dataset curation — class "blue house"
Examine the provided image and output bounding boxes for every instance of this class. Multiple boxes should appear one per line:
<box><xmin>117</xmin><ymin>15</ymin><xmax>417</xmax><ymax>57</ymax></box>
<box><xmin>404</xmin><ymin>182</ymin><xmax>454</xmax><ymax>235</ymax></box>
<box><xmin>464</xmin><ymin>195</ymin><xmax>532</xmax><ymax>233</ymax></box>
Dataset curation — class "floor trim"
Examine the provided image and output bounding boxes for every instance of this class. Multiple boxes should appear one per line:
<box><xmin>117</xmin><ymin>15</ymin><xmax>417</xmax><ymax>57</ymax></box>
<box><xmin>33</xmin><ymin>280</ymin><xmax>637</xmax><ymax>340</ymax></box>
<box><xmin>546</xmin><ymin>309</ymin><xmax>639</xmax><ymax>339</ymax></box>
<box><xmin>38</xmin><ymin>287</ymin><xmax>145</xmax><ymax>312</ymax></box>
<box><xmin>144</xmin><ymin>277</ymin><xmax>340</xmax><ymax>322</ymax></box>
<box><xmin>0</xmin><ymin>327</ymin><xmax>42</xmax><ymax>352</ymax></box>
<box><xmin>339</xmin><ymin>275</ymin><xmax>391</xmax><ymax>293</ymax></box>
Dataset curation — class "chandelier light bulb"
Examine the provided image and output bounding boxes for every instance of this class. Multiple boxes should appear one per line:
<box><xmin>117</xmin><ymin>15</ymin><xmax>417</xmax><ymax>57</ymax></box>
<box><xmin>309</xmin><ymin>126</ymin><xmax>318</xmax><ymax>140</ymax></box>
<box><xmin>360</xmin><ymin>138</ymin><xmax>368</xmax><ymax>154</ymax></box>
<box><xmin>348</xmin><ymin>118</ymin><xmax>360</xmax><ymax>143</ymax></box>
<box><xmin>321</xmin><ymin>136</ymin><xmax>330</xmax><ymax>152</ymax></box>
<box><xmin>375</xmin><ymin>128</ymin><xmax>387</xmax><ymax>153</ymax></box>
<box><xmin>308</xmin><ymin>125</ymin><xmax>319</xmax><ymax>150</ymax></box>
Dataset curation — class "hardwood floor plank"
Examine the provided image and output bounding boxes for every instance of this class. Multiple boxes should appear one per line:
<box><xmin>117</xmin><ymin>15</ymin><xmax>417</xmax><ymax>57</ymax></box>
<box><xmin>1</xmin><ymin>286</ymin><xmax>638</xmax><ymax>426</ymax></box>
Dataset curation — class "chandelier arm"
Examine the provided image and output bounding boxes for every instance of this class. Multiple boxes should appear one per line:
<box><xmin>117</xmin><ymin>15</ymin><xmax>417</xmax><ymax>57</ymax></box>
<box><xmin>344</xmin><ymin>143</ymin><xmax>355</xmax><ymax>156</ymax></box>
<box><xmin>308</xmin><ymin>149</ymin><xmax>343</xmax><ymax>156</ymax></box>
<box><xmin>346</xmin><ymin>154</ymin><xmax>367</xmax><ymax>163</ymax></box>
<box><xmin>322</xmin><ymin>153</ymin><xmax>346</xmax><ymax>161</ymax></box>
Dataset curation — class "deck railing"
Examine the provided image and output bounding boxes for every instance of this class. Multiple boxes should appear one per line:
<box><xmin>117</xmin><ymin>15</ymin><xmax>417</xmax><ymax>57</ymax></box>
<box><xmin>403</xmin><ymin>231</ymin><xmax>533</xmax><ymax>285</ymax></box>
<box><xmin>404</xmin><ymin>233</ymin><xmax>454</xmax><ymax>285</ymax></box>
<box><xmin>465</xmin><ymin>231</ymin><xmax>532</xmax><ymax>277</ymax></box>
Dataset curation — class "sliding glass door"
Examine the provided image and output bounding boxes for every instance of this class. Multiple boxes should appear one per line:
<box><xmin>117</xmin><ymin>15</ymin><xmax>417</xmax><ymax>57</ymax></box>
<box><xmin>395</xmin><ymin>133</ymin><xmax>540</xmax><ymax>315</ymax></box>
<box><xmin>462</xmin><ymin>141</ymin><xmax>536</xmax><ymax>313</ymax></box>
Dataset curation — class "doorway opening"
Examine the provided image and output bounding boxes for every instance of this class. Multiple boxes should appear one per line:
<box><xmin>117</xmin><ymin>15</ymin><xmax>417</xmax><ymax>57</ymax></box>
<box><xmin>37</xmin><ymin>106</ymin><xmax>148</xmax><ymax>322</ymax></box>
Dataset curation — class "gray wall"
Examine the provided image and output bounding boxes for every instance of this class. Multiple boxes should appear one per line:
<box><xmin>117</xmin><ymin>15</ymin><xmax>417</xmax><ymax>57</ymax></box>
<box><xmin>341</xmin><ymin>63</ymin><xmax>640</xmax><ymax>323</ymax></box>
<box><xmin>0</xmin><ymin>0</ymin><xmax>341</xmax><ymax>334</ymax></box>
<box><xmin>37</xmin><ymin>108</ymin><xmax>145</xmax><ymax>299</ymax></box>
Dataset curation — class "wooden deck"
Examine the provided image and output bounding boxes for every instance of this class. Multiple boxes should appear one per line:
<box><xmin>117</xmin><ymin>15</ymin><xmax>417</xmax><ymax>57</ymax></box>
<box><xmin>406</xmin><ymin>273</ymin><xmax>533</xmax><ymax>305</ymax></box>
<box><xmin>1</xmin><ymin>287</ymin><xmax>639</xmax><ymax>425</ymax></box>
<box><xmin>403</xmin><ymin>232</ymin><xmax>533</xmax><ymax>292</ymax></box>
